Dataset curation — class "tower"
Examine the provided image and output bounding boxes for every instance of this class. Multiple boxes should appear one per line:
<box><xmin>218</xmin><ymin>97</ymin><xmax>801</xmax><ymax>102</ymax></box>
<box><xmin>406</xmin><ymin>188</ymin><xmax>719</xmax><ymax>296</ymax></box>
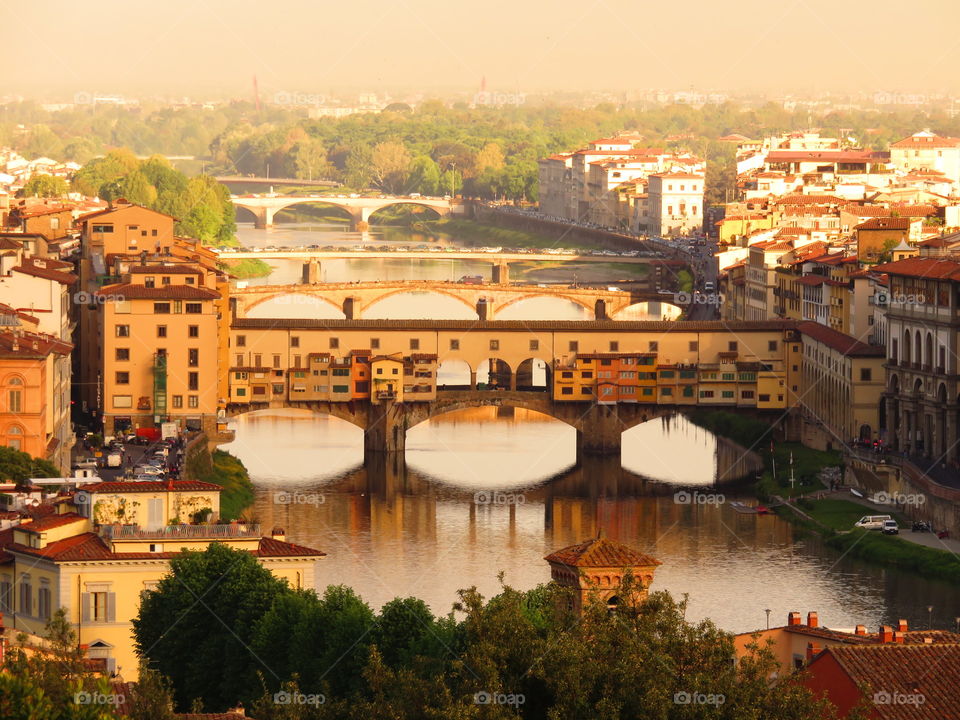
<box><xmin>544</xmin><ymin>531</ymin><xmax>661</xmax><ymax>613</ymax></box>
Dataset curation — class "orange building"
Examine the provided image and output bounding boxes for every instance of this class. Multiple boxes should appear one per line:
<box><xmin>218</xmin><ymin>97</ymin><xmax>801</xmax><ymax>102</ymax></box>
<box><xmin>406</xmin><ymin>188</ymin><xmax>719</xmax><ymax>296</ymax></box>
<box><xmin>349</xmin><ymin>349</ymin><xmax>372</xmax><ymax>399</ymax></box>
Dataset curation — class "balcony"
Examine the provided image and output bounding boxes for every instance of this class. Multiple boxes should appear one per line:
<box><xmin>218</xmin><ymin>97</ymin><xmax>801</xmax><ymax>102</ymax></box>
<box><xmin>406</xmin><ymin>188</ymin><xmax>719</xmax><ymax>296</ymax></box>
<box><xmin>101</xmin><ymin>523</ymin><xmax>262</xmax><ymax>540</ymax></box>
<box><xmin>376</xmin><ymin>390</ymin><xmax>397</xmax><ymax>400</ymax></box>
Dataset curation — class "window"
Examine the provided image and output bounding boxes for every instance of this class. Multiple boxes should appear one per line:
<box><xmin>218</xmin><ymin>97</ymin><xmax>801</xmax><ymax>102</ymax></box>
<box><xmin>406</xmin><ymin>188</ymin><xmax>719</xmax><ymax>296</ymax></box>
<box><xmin>569</xmin><ymin>341</ymin><xmax>579</xmax><ymax>352</ymax></box>
<box><xmin>188</xmin><ymin>395</ymin><xmax>199</xmax><ymax>408</ymax></box>
<box><xmin>115</xmin><ymin>348</ymin><xmax>129</xmax><ymax>361</ymax></box>
<box><xmin>153</xmin><ymin>302</ymin><xmax>171</xmax><ymax>314</ymax></box>
<box><xmin>661</xmin><ymin>387</ymin><xmax>673</xmax><ymax>396</ymax></box>
<box><xmin>115</xmin><ymin>372</ymin><xmax>129</xmax><ymax>385</ymax></box>
<box><xmin>722</xmin><ymin>390</ymin><xmax>735</xmax><ymax>399</ymax></box>
<box><xmin>561</xmin><ymin>387</ymin><xmax>573</xmax><ymax>395</ymax></box>
<box><xmin>371</xmin><ymin>338</ymin><xmax>380</xmax><ymax>349</ymax></box>
<box><xmin>188</xmin><ymin>349</ymin><xmax>199</xmax><ymax>367</ymax></box>
<box><xmin>144</xmin><ymin>276</ymin><xmax>155</xmax><ymax>288</ymax></box>
<box><xmin>20</xmin><ymin>579</ymin><xmax>32</xmax><ymax>616</ymax></box>
<box><xmin>530</xmin><ymin>340</ymin><xmax>539</xmax><ymax>351</ymax></box>
<box><xmin>172</xmin><ymin>395</ymin><xmax>183</xmax><ymax>409</ymax></box>
<box><xmin>768</xmin><ymin>340</ymin><xmax>778</xmax><ymax>352</ymax></box>
<box><xmin>185</xmin><ymin>303</ymin><xmax>202</xmax><ymax>314</ymax></box>
<box><xmin>0</xmin><ymin>578</ymin><xmax>11</xmax><ymax>613</ymax></box>
<box><xmin>860</xmin><ymin>368</ymin><xmax>872</xmax><ymax>382</ymax></box>
<box><xmin>758</xmin><ymin>394</ymin><xmax>771</xmax><ymax>402</ymax></box>
<box><xmin>91</xmin><ymin>224</ymin><xmax>113</xmax><ymax>233</ymax></box>
<box><xmin>188</xmin><ymin>325</ymin><xmax>199</xmax><ymax>338</ymax></box>
<box><xmin>489</xmin><ymin>340</ymin><xmax>499</xmax><ymax>351</ymax></box>
<box><xmin>742</xmin><ymin>390</ymin><xmax>755</xmax><ymax>399</ymax></box>
<box><xmin>581</xmin><ymin>387</ymin><xmax>592</xmax><ymax>395</ymax></box>
<box><xmin>152</xmin><ymin>228</ymin><xmax>158</xmax><ymax>236</ymax></box>
<box><xmin>6</xmin><ymin>425</ymin><xmax>22</xmax><ymax>450</ymax></box>
<box><xmin>410</xmin><ymin>338</ymin><xmax>420</xmax><ymax>350</ymax></box>
<box><xmin>689</xmin><ymin>341</ymin><xmax>698</xmax><ymax>352</ymax></box>
<box><xmin>648</xmin><ymin>341</ymin><xmax>658</xmax><ymax>352</ymax></box>
<box><xmin>273</xmin><ymin>354</ymin><xmax>281</xmax><ymax>369</ymax></box>
<box><xmin>682</xmin><ymin>386</ymin><xmax>694</xmax><ymax>397</ymax></box>
<box><xmin>92</xmin><ymin>592</ymin><xmax>108</xmax><ymax>622</ymax></box>
<box><xmin>728</xmin><ymin>341</ymin><xmax>738</xmax><ymax>351</ymax></box>
<box><xmin>450</xmin><ymin>339</ymin><xmax>460</xmax><ymax>350</ymax></box>
<box><xmin>162</xmin><ymin>276</ymin><xmax>171</xmax><ymax>285</ymax></box>
<box><xmin>237</xmin><ymin>335</ymin><xmax>246</xmax><ymax>347</ymax></box>
<box><xmin>291</xmin><ymin>336</ymin><xmax>300</xmax><ymax>348</ymax></box>
<box><xmin>699</xmin><ymin>390</ymin><xmax>715</xmax><ymax>398</ymax></box>
<box><xmin>7</xmin><ymin>390</ymin><xmax>21</xmax><ymax>414</ymax></box>
<box><xmin>157</xmin><ymin>325</ymin><xmax>167</xmax><ymax>338</ymax></box>
<box><xmin>609</xmin><ymin>341</ymin><xmax>619</xmax><ymax>351</ymax></box>
<box><xmin>330</xmin><ymin>338</ymin><xmax>339</xmax><ymax>349</ymax></box>
<box><xmin>188</xmin><ymin>372</ymin><xmax>199</xmax><ymax>391</ymax></box>
<box><xmin>112</xmin><ymin>395</ymin><xmax>132</xmax><ymax>408</ymax></box>
<box><xmin>38</xmin><ymin>585</ymin><xmax>51</xmax><ymax>621</ymax></box>
<box><xmin>254</xmin><ymin>354</ymin><xmax>262</xmax><ymax>367</ymax></box>
<box><xmin>115</xmin><ymin>325</ymin><xmax>130</xmax><ymax>338</ymax></box>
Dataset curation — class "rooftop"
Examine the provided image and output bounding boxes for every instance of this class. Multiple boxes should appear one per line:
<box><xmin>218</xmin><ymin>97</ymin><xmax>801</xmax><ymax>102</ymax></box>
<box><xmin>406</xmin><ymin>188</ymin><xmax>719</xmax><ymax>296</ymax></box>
<box><xmin>798</xmin><ymin>321</ymin><xmax>885</xmax><ymax>357</ymax></box>
<box><xmin>545</xmin><ymin>535</ymin><xmax>661</xmax><ymax>569</ymax></box>
<box><xmin>873</xmin><ymin>257</ymin><xmax>960</xmax><ymax>280</ymax></box>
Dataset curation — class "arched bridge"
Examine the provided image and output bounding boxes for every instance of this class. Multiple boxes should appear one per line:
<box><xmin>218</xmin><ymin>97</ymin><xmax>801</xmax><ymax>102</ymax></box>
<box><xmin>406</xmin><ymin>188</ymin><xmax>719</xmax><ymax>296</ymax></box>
<box><xmin>231</xmin><ymin>194</ymin><xmax>466</xmax><ymax>230</ymax></box>
<box><xmin>230</xmin><ymin>280</ymin><xmax>676</xmax><ymax>321</ymax></box>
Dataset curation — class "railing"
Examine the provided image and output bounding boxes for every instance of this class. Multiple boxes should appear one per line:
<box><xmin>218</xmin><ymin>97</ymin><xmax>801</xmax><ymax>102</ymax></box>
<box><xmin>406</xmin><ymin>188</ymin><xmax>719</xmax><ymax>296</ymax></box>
<box><xmin>101</xmin><ymin>523</ymin><xmax>262</xmax><ymax>540</ymax></box>
<box><xmin>376</xmin><ymin>391</ymin><xmax>396</xmax><ymax>400</ymax></box>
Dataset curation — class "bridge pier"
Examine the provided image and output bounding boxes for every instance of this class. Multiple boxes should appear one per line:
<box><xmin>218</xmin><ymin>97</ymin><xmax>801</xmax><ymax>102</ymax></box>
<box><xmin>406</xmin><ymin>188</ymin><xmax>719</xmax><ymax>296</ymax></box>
<box><xmin>476</xmin><ymin>297</ymin><xmax>492</xmax><ymax>320</ymax></box>
<box><xmin>343</xmin><ymin>296</ymin><xmax>361</xmax><ymax>320</ymax></box>
<box><xmin>302</xmin><ymin>260</ymin><xmax>321</xmax><ymax>284</ymax></box>
<box><xmin>576</xmin><ymin>403</ymin><xmax>623</xmax><ymax>460</ymax></box>
<box><xmin>492</xmin><ymin>262</ymin><xmax>510</xmax><ymax>284</ymax></box>
<box><xmin>253</xmin><ymin>207</ymin><xmax>275</xmax><ymax>230</ymax></box>
<box><xmin>594</xmin><ymin>299</ymin><xmax>609</xmax><ymax>320</ymax></box>
<box><xmin>350</xmin><ymin>207</ymin><xmax>372</xmax><ymax>232</ymax></box>
<box><xmin>363</xmin><ymin>400</ymin><xmax>408</xmax><ymax>460</ymax></box>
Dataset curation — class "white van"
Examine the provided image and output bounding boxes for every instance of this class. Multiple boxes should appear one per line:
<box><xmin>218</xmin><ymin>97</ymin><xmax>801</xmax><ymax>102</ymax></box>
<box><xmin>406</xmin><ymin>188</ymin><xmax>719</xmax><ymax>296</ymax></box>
<box><xmin>854</xmin><ymin>515</ymin><xmax>892</xmax><ymax>530</ymax></box>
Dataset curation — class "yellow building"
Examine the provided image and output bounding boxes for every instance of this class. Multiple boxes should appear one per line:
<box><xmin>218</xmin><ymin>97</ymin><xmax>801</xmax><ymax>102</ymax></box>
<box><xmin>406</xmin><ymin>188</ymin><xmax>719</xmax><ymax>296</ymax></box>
<box><xmin>0</xmin><ymin>480</ymin><xmax>324</xmax><ymax>680</ymax></box>
<box><xmin>371</xmin><ymin>354</ymin><xmax>405</xmax><ymax>402</ymax></box>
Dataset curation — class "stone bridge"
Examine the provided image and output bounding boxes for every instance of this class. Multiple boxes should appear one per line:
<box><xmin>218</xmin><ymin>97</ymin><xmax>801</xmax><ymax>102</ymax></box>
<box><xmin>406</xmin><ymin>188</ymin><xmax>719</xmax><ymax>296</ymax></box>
<box><xmin>231</xmin><ymin>194</ymin><xmax>466</xmax><ymax>230</ymax></box>
<box><xmin>231</xmin><ymin>280</ymin><xmax>674</xmax><ymax>320</ymax></box>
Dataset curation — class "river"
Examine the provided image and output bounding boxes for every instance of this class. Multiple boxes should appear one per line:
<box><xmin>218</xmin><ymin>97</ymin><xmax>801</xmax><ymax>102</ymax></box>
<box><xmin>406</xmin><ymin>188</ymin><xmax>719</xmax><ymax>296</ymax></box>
<box><xmin>221</xmin><ymin>219</ymin><xmax>957</xmax><ymax>635</ymax></box>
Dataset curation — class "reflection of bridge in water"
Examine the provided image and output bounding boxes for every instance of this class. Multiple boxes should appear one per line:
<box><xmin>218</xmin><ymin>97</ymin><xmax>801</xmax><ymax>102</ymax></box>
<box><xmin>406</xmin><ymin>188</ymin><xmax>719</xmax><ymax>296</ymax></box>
<box><xmin>231</xmin><ymin>194</ymin><xmax>466</xmax><ymax>230</ymax></box>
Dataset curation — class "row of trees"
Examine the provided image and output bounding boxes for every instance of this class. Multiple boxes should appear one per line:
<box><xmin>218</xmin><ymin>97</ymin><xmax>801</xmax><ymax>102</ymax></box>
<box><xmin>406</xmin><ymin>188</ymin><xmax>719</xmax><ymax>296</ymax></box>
<box><xmin>71</xmin><ymin>150</ymin><xmax>236</xmax><ymax>244</ymax></box>
<box><xmin>131</xmin><ymin>544</ymin><xmax>844</xmax><ymax>719</ymax></box>
<box><xmin>6</xmin><ymin>99</ymin><xmax>960</xmax><ymax>206</ymax></box>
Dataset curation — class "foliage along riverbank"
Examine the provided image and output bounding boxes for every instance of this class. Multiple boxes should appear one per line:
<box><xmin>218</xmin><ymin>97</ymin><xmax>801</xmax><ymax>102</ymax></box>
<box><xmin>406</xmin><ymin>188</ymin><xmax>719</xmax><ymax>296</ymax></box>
<box><xmin>183</xmin><ymin>443</ymin><xmax>255</xmax><ymax>520</ymax></box>
<box><xmin>222</xmin><ymin>257</ymin><xmax>272</xmax><ymax>279</ymax></box>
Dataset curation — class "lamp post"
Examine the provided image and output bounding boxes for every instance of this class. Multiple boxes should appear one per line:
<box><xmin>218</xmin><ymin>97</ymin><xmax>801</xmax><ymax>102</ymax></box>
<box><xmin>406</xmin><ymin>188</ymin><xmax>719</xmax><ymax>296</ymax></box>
<box><xmin>449</xmin><ymin>162</ymin><xmax>456</xmax><ymax>198</ymax></box>
<box><xmin>765</xmin><ymin>608</ymin><xmax>771</xmax><ymax>630</ymax></box>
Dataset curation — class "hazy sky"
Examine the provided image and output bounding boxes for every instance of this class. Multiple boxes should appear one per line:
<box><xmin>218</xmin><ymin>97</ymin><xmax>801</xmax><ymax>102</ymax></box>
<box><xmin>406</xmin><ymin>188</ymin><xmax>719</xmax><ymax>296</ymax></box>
<box><xmin>4</xmin><ymin>0</ymin><xmax>959</xmax><ymax>97</ymax></box>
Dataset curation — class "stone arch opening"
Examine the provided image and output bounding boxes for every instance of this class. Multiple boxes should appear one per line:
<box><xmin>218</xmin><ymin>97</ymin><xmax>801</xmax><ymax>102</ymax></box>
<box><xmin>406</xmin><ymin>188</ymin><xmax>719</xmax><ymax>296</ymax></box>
<box><xmin>362</xmin><ymin>290</ymin><xmax>477</xmax><ymax>320</ymax></box>
<box><xmin>367</xmin><ymin>202</ymin><xmax>443</xmax><ymax>225</ymax></box>
<box><xmin>476</xmin><ymin>358</ymin><xmax>511</xmax><ymax>390</ymax></box>
<box><xmin>437</xmin><ymin>358</ymin><xmax>473</xmax><ymax>389</ymax></box>
<box><xmin>272</xmin><ymin>200</ymin><xmax>353</xmax><ymax>224</ymax></box>
<box><xmin>614</xmin><ymin>301</ymin><xmax>682</xmax><ymax>321</ymax></box>
<box><xmin>516</xmin><ymin>357</ymin><xmax>551</xmax><ymax>391</ymax></box>
<box><xmin>233</xmin><ymin>205</ymin><xmax>260</xmax><ymax>224</ymax></box>
<box><xmin>244</xmin><ymin>293</ymin><xmax>346</xmax><ymax>319</ymax></box>
<box><xmin>494</xmin><ymin>294</ymin><xmax>594</xmax><ymax>320</ymax></box>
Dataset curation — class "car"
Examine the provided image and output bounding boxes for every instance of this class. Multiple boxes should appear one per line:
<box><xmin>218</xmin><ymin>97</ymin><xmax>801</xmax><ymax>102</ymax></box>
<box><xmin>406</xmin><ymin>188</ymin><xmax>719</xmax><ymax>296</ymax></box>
<box><xmin>882</xmin><ymin>519</ymin><xmax>899</xmax><ymax>535</ymax></box>
<box><xmin>854</xmin><ymin>515</ymin><xmax>892</xmax><ymax>531</ymax></box>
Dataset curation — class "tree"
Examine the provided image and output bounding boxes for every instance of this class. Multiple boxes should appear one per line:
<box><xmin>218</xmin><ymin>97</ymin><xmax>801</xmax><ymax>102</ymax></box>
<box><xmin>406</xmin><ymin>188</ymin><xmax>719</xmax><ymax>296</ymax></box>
<box><xmin>20</xmin><ymin>173</ymin><xmax>69</xmax><ymax>198</ymax></box>
<box><xmin>294</xmin><ymin>139</ymin><xmax>333</xmax><ymax>182</ymax></box>
<box><xmin>119</xmin><ymin>170</ymin><xmax>158</xmax><ymax>206</ymax></box>
<box><xmin>370</xmin><ymin>141</ymin><xmax>412</xmax><ymax>194</ymax></box>
<box><xmin>133</xmin><ymin>543</ymin><xmax>292</xmax><ymax>711</ymax></box>
<box><xmin>407</xmin><ymin>156</ymin><xmax>440</xmax><ymax>196</ymax></box>
<box><xmin>474</xmin><ymin>143</ymin><xmax>505</xmax><ymax>174</ymax></box>
<box><xmin>127</xmin><ymin>663</ymin><xmax>177</xmax><ymax>720</ymax></box>
<box><xmin>0</xmin><ymin>445</ymin><xmax>59</xmax><ymax>481</ymax></box>
<box><xmin>343</xmin><ymin>145</ymin><xmax>373</xmax><ymax>190</ymax></box>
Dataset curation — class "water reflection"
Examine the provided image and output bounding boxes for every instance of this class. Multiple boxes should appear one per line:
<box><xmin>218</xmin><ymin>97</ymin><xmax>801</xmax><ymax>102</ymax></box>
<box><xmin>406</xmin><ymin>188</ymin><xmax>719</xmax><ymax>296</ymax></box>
<box><xmin>222</xmin><ymin>409</ymin><xmax>960</xmax><ymax>632</ymax></box>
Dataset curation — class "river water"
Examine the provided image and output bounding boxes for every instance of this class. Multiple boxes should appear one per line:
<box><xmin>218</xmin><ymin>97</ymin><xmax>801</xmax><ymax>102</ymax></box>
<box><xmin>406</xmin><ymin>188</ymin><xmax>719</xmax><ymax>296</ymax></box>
<box><xmin>221</xmin><ymin>220</ymin><xmax>958</xmax><ymax>635</ymax></box>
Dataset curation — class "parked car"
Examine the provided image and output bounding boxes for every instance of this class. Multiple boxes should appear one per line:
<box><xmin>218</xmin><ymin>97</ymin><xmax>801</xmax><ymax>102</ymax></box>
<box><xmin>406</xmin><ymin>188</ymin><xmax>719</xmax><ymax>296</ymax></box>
<box><xmin>882</xmin><ymin>519</ymin><xmax>899</xmax><ymax>535</ymax></box>
<box><xmin>854</xmin><ymin>515</ymin><xmax>892</xmax><ymax>531</ymax></box>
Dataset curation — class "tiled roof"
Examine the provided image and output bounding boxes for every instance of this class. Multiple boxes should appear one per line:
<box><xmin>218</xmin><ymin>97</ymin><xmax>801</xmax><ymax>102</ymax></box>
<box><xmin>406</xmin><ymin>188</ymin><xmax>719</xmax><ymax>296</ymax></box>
<box><xmin>256</xmin><ymin>536</ymin><xmax>326</xmax><ymax>558</ymax></box>
<box><xmin>12</xmin><ymin>258</ymin><xmax>77</xmax><ymax>284</ymax></box>
<box><xmin>128</xmin><ymin>265</ymin><xmax>204</xmax><ymax>275</ymax></box>
<box><xmin>233</xmin><ymin>318</ymin><xmax>802</xmax><ymax>332</ymax></box>
<box><xmin>0</xmin><ymin>330</ymin><xmax>71</xmax><ymax>357</ymax></box>
<box><xmin>856</xmin><ymin>217</ymin><xmax>911</xmax><ymax>231</ymax></box>
<box><xmin>891</xmin><ymin>132</ymin><xmax>960</xmax><ymax>148</ymax></box>
<box><xmin>798</xmin><ymin>322</ymin><xmax>884</xmax><ymax>357</ymax></box>
<box><xmin>873</xmin><ymin>257</ymin><xmax>960</xmax><ymax>280</ymax></box>
<box><xmin>17</xmin><ymin>512</ymin><xmax>87</xmax><ymax>533</ymax></box>
<box><xmin>94</xmin><ymin>283</ymin><xmax>219</xmax><ymax>300</ymax></box>
<box><xmin>824</xmin><ymin>644</ymin><xmax>960</xmax><ymax>720</ymax></box>
<box><xmin>545</xmin><ymin>536</ymin><xmax>661</xmax><ymax>569</ymax></box>
<box><xmin>82</xmin><ymin>480</ymin><xmax>223</xmax><ymax>493</ymax></box>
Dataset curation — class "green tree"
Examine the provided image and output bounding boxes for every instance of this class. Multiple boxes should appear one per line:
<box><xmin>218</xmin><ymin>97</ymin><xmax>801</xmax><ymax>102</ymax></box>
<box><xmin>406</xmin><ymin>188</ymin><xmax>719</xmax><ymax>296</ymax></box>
<box><xmin>0</xmin><ymin>445</ymin><xmax>59</xmax><ymax>481</ymax></box>
<box><xmin>294</xmin><ymin>139</ymin><xmax>334</xmax><ymax>182</ymax></box>
<box><xmin>127</xmin><ymin>663</ymin><xmax>177</xmax><ymax>720</ymax></box>
<box><xmin>20</xmin><ymin>173</ymin><xmax>69</xmax><ymax>198</ymax></box>
<box><xmin>133</xmin><ymin>543</ymin><xmax>292</xmax><ymax>711</ymax></box>
<box><xmin>407</xmin><ymin>155</ymin><xmax>440</xmax><ymax>196</ymax></box>
<box><xmin>370</xmin><ymin>141</ymin><xmax>412</xmax><ymax>194</ymax></box>
<box><xmin>119</xmin><ymin>170</ymin><xmax>158</xmax><ymax>206</ymax></box>
<box><xmin>343</xmin><ymin>145</ymin><xmax>373</xmax><ymax>190</ymax></box>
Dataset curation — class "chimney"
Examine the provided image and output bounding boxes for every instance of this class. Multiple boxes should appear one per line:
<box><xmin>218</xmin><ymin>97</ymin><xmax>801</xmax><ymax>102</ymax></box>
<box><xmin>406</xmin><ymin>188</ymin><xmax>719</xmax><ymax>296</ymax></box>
<box><xmin>140</xmin><ymin>250</ymin><xmax>148</xmax><ymax>266</ymax></box>
<box><xmin>893</xmin><ymin>631</ymin><xmax>905</xmax><ymax>644</ymax></box>
<box><xmin>271</xmin><ymin>527</ymin><xmax>286</xmax><ymax>542</ymax></box>
<box><xmin>806</xmin><ymin>642</ymin><xmax>822</xmax><ymax>661</ymax></box>
<box><xmin>807</xmin><ymin>611</ymin><xmax>819</xmax><ymax>628</ymax></box>
<box><xmin>897</xmin><ymin>619</ymin><xmax>908</xmax><ymax>632</ymax></box>
<box><xmin>854</xmin><ymin>624</ymin><xmax>867</xmax><ymax>636</ymax></box>
<box><xmin>787</xmin><ymin>611</ymin><xmax>802</xmax><ymax>626</ymax></box>
<box><xmin>879</xmin><ymin>625</ymin><xmax>894</xmax><ymax>643</ymax></box>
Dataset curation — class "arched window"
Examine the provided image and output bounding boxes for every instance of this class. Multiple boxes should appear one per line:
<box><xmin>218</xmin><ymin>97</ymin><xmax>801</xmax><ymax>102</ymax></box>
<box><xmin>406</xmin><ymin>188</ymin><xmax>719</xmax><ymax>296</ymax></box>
<box><xmin>6</xmin><ymin>376</ymin><xmax>23</xmax><ymax>414</ymax></box>
<box><xmin>6</xmin><ymin>425</ymin><xmax>22</xmax><ymax>451</ymax></box>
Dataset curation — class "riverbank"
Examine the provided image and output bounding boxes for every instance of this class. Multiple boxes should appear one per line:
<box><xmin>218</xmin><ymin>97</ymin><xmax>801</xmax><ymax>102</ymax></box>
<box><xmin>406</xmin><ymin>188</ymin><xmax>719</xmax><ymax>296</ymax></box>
<box><xmin>184</xmin><ymin>442</ymin><xmax>255</xmax><ymax>520</ymax></box>
<box><xmin>420</xmin><ymin>217</ymin><xmax>592</xmax><ymax>250</ymax></box>
<box><xmin>223</xmin><ymin>258</ymin><xmax>273</xmax><ymax>279</ymax></box>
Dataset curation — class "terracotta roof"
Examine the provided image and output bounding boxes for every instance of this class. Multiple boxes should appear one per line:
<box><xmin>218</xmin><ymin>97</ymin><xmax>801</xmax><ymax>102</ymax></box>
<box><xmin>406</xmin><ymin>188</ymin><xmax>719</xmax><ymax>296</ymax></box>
<box><xmin>0</xmin><ymin>236</ymin><xmax>24</xmax><ymax>250</ymax></box>
<box><xmin>891</xmin><ymin>132</ymin><xmax>960</xmax><ymax>148</ymax></box>
<box><xmin>128</xmin><ymin>265</ymin><xmax>204</xmax><ymax>275</ymax></box>
<box><xmin>545</xmin><ymin>536</ymin><xmax>661</xmax><ymax>568</ymax></box>
<box><xmin>818</xmin><ymin>643</ymin><xmax>960</xmax><ymax>720</ymax></box>
<box><xmin>0</xmin><ymin>330</ymin><xmax>71</xmax><ymax>357</ymax></box>
<box><xmin>255</xmin><ymin>536</ymin><xmax>326</xmax><ymax>558</ymax></box>
<box><xmin>856</xmin><ymin>217</ymin><xmax>911</xmax><ymax>231</ymax></box>
<box><xmin>767</xmin><ymin>150</ymin><xmax>887</xmax><ymax>163</ymax></box>
<box><xmin>873</xmin><ymin>257</ymin><xmax>960</xmax><ymax>280</ymax></box>
<box><xmin>776</xmin><ymin>194</ymin><xmax>844</xmax><ymax>205</ymax></box>
<box><xmin>94</xmin><ymin>283</ymin><xmax>219</xmax><ymax>300</ymax></box>
<box><xmin>17</xmin><ymin>512</ymin><xmax>87</xmax><ymax>533</ymax></box>
<box><xmin>81</xmin><ymin>480</ymin><xmax>223</xmax><ymax>493</ymax></box>
<box><xmin>798</xmin><ymin>322</ymin><xmax>884</xmax><ymax>357</ymax></box>
<box><xmin>12</xmin><ymin>258</ymin><xmax>77</xmax><ymax>284</ymax></box>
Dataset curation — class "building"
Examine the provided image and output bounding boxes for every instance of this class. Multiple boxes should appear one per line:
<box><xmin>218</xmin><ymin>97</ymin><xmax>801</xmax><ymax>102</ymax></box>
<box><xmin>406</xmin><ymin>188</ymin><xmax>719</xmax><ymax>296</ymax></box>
<box><xmin>854</xmin><ymin>218</ymin><xmax>915</xmax><ymax>263</ymax></box>
<box><xmin>544</xmin><ymin>532</ymin><xmax>661</xmax><ymax>613</ymax></box>
<box><xmin>797</xmin><ymin>322</ymin><xmax>885</xmax><ymax>447</ymax></box>
<box><xmin>638</xmin><ymin>173</ymin><xmax>704</xmax><ymax>237</ymax></box>
<box><xmin>0</xmin><ymin>481</ymin><xmax>324</xmax><ymax>680</ymax></box>
<box><xmin>874</xmin><ymin>257</ymin><xmax>960</xmax><ymax>460</ymax></box>
<box><xmin>890</xmin><ymin>130</ymin><xmax>960</xmax><ymax>183</ymax></box>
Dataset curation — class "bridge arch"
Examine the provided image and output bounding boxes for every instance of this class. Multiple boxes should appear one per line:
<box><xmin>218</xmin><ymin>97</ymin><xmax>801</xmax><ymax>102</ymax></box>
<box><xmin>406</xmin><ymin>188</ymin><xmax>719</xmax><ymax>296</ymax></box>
<box><xmin>476</xmin><ymin>358</ymin><xmax>512</xmax><ymax>390</ymax></box>
<box><xmin>612</xmin><ymin>301</ymin><xmax>682</xmax><ymax>321</ymax></box>
<box><xmin>516</xmin><ymin>357</ymin><xmax>551</xmax><ymax>391</ymax></box>
<box><xmin>234</xmin><ymin>205</ymin><xmax>260</xmax><ymax>224</ymax></box>
<box><xmin>270</xmin><ymin>199</ymin><xmax>354</xmax><ymax>223</ymax></box>
<box><xmin>242</xmin><ymin>292</ymin><xmax>346</xmax><ymax>319</ymax></box>
<box><xmin>367</xmin><ymin>201</ymin><xmax>444</xmax><ymax>224</ymax></box>
<box><xmin>360</xmin><ymin>288</ymin><xmax>478</xmax><ymax>319</ymax></box>
<box><xmin>493</xmin><ymin>293</ymin><xmax>596</xmax><ymax>319</ymax></box>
